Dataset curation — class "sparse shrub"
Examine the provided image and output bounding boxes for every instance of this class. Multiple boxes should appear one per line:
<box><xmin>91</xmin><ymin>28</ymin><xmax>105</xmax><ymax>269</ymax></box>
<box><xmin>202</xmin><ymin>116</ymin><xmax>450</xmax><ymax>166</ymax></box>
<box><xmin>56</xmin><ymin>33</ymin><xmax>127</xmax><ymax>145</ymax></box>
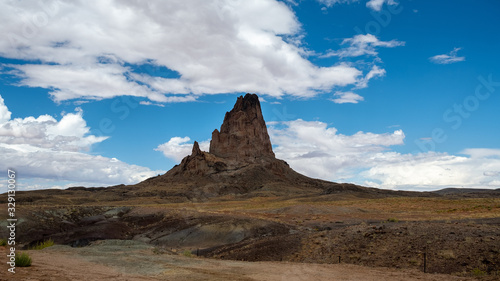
<box><xmin>15</xmin><ymin>252</ymin><xmax>32</xmax><ymax>267</ymax></box>
<box><xmin>387</xmin><ymin>218</ymin><xmax>398</xmax><ymax>223</ymax></box>
<box><xmin>0</xmin><ymin>238</ymin><xmax>7</xmax><ymax>246</ymax></box>
<box><xmin>182</xmin><ymin>250</ymin><xmax>193</xmax><ymax>257</ymax></box>
<box><xmin>471</xmin><ymin>268</ymin><xmax>487</xmax><ymax>277</ymax></box>
<box><xmin>439</xmin><ymin>250</ymin><xmax>455</xmax><ymax>260</ymax></box>
<box><xmin>30</xmin><ymin>239</ymin><xmax>54</xmax><ymax>250</ymax></box>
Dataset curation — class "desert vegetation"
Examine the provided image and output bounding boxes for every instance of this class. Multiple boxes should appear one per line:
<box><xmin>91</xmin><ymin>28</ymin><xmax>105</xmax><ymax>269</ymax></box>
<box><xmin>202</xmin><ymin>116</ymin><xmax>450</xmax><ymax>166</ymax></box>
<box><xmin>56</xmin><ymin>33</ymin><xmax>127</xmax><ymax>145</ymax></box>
<box><xmin>29</xmin><ymin>239</ymin><xmax>55</xmax><ymax>250</ymax></box>
<box><xmin>15</xmin><ymin>252</ymin><xmax>32</xmax><ymax>267</ymax></box>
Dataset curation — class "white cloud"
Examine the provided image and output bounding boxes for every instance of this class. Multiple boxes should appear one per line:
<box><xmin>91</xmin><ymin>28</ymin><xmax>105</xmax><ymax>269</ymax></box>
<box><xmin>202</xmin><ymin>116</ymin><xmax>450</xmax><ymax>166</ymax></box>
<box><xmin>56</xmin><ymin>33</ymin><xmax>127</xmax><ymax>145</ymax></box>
<box><xmin>366</xmin><ymin>0</ymin><xmax>398</xmax><ymax>11</ymax></box>
<box><xmin>318</xmin><ymin>34</ymin><xmax>400</xmax><ymax>99</ymax></box>
<box><xmin>0</xmin><ymin>95</ymin><xmax>162</xmax><ymax>192</ymax></box>
<box><xmin>11</xmin><ymin>63</ymin><xmax>169</xmax><ymax>103</ymax></box>
<box><xmin>284</xmin><ymin>0</ymin><xmax>299</xmax><ymax>6</ymax></box>
<box><xmin>363</xmin><ymin>149</ymin><xmax>500</xmax><ymax>190</ymax></box>
<box><xmin>429</xmin><ymin>47</ymin><xmax>466</xmax><ymax>64</ymax></box>
<box><xmin>461</xmin><ymin>148</ymin><xmax>500</xmax><ymax>159</ymax></box>
<box><xmin>0</xmin><ymin>0</ymin><xmax>369</xmax><ymax>102</ymax></box>
<box><xmin>322</xmin><ymin>34</ymin><xmax>405</xmax><ymax>58</ymax></box>
<box><xmin>318</xmin><ymin>0</ymin><xmax>398</xmax><ymax>12</ymax></box>
<box><xmin>0</xmin><ymin>95</ymin><xmax>11</xmax><ymax>123</ymax></box>
<box><xmin>268</xmin><ymin>119</ymin><xmax>404</xmax><ymax>181</ymax></box>
<box><xmin>0</xmin><ymin>145</ymin><xmax>161</xmax><ymax>191</ymax></box>
<box><xmin>139</xmin><ymin>101</ymin><xmax>165</xmax><ymax>107</ymax></box>
<box><xmin>155</xmin><ymin>137</ymin><xmax>210</xmax><ymax>162</ymax></box>
<box><xmin>317</xmin><ymin>0</ymin><xmax>359</xmax><ymax>7</ymax></box>
<box><xmin>331</xmin><ymin>91</ymin><xmax>364</xmax><ymax>104</ymax></box>
<box><xmin>155</xmin><ymin>120</ymin><xmax>500</xmax><ymax>191</ymax></box>
<box><xmin>355</xmin><ymin>64</ymin><xmax>386</xmax><ymax>89</ymax></box>
<box><xmin>0</xmin><ymin>103</ymin><xmax>106</xmax><ymax>151</ymax></box>
<box><xmin>267</xmin><ymin>119</ymin><xmax>500</xmax><ymax>190</ymax></box>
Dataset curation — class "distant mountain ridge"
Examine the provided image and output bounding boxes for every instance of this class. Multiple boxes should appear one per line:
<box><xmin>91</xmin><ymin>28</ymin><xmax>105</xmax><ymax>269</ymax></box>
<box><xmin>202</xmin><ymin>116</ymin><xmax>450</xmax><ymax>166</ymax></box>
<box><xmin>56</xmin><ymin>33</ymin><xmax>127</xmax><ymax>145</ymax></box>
<box><xmin>433</xmin><ymin>188</ymin><xmax>500</xmax><ymax>197</ymax></box>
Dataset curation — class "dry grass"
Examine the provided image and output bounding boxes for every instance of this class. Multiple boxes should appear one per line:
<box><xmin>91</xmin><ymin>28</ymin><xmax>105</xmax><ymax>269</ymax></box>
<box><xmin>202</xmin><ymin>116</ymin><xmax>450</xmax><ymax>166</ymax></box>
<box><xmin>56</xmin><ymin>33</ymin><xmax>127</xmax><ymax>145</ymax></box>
<box><xmin>30</xmin><ymin>239</ymin><xmax>55</xmax><ymax>250</ymax></box>
<box><xmin>5</xmin><ymin>196</ymin><xmax>499</xmax><ymax>225</ymax></box>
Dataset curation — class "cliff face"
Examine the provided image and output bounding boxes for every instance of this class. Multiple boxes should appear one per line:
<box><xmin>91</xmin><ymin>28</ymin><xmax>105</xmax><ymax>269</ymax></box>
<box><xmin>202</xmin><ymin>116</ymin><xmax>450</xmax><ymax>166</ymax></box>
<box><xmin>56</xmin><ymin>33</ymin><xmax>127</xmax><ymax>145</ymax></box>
<box><xmin>209</xmin><ymin>94</ymin><xmax>274</xmax><ymax>161</ymax></box>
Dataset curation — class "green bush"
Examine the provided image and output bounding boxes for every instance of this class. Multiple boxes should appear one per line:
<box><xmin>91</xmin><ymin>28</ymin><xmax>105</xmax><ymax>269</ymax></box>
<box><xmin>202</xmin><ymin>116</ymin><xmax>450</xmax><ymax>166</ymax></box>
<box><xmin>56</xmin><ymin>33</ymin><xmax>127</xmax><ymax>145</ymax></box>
<box><xmin>15</xmin><ymin>252</ymin><xmax>32</xmax><ymax>267</ymax></box>
<box><xmin>471</xmin><ymin>268</ymin><xmax>487</xmax><ymax>277</ymax></box>
<box><xmin>387</xmin><ymin>218</ymin><xmax>399</xmax><ymax>223</ymax></box>
<box><xmin>182</xmin><ymin>250</ymin><xmax>193</xmax><ymax>257</ymax></box>
<box><xmin>30</xmin><ymin>239</ymin><xmax>54</xmax><ymax>250</ymax></box>
<box><xmin>0</xmin><ymin>238</ymin><xmax>7</xmax><ymax>246</ymax></box>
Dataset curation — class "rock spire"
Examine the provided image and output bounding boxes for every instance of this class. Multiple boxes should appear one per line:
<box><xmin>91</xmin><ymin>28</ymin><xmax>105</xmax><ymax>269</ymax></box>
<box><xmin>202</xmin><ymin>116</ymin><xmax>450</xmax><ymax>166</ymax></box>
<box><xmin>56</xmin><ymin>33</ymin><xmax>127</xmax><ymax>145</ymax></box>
<box><xmin>209</xmin><ymin>93</ymin><xmax>274</xmax><ymax>161</ymax></box>
<box><xmin>138</xmin><ymin>93</ymin><xmax>368</xmax><ymax>198</ymax></box>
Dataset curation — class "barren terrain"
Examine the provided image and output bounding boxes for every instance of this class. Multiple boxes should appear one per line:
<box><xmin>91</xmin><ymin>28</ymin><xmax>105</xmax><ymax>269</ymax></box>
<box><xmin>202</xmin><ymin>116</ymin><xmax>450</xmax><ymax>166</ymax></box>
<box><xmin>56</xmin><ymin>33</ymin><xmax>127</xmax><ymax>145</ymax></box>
<box><xmin>1</xmin><ymin>193</ymin><xmax>499</xmax><ymax>280</ymax></box>
<box><xmin>0</xmin><ymin>240</ymin><xmax>482</xmax><ymax>281</ymax></box>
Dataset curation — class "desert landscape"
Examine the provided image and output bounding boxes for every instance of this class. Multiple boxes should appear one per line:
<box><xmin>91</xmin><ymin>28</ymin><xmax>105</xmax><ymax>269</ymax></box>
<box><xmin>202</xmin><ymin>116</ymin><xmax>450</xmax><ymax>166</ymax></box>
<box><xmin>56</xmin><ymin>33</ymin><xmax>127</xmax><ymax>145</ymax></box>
<box><xmin>1</xmin><ymin>94</ymin><xmax>499</xmax><ymax>280</ymax></box>
<box><xmin>1</xmin><ymin>1</ymin><xmax>500</xmax><ymax>280</ymax></box>
<box><xmin>1</xmin><ymin>196</ymin><xmax>500</xmax><ymax>280</ymax></box>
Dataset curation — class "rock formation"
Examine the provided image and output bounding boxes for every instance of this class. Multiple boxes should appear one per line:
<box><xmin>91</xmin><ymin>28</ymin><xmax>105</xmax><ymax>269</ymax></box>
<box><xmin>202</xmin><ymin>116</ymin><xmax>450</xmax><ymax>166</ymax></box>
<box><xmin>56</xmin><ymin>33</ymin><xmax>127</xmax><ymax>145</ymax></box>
<box><xmin>163</xmin><ymin>93</ymin><xmax>282</xmax><ymax>179</ymax></box>
<box><xmin>210</xmin><ymin>94</ymin><xmax>274</xmax><ymax>161</ymax></box>
<box><xmin>138</xmin><ymin>93</ymin><xmax>368</xmax><ymax>198</ymax></box>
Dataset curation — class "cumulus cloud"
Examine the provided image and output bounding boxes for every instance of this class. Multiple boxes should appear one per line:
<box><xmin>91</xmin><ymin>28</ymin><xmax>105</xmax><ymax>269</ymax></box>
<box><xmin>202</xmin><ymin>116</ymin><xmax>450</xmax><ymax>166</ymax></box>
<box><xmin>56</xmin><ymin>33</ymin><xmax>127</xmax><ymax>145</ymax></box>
<box><xmin>331</xmin><ymin>91</ymin><xmax>364</xmax><ymax>104</ymax></box>
<box><xmin>0</xmin><ymin>95</ymin><xmax>11</xmax><ymax>123</ymax></box>
<box><xmin>0</xmin><ymin>145</ymin><xmax>160</xmax><ymax>188</ymax></box>
<box><xmin>0</xmin><ymin>95</ymin><xmax>162</xmax><ymax>192</ymax></box>
<box><xmin>157</xmin><ymin>119</ymin><xmax>500</xmax><ymax>190</ymax></box>
<box><xmin>363</xmin><ymin>149</ymin><xmax>500</xmax><ymax>190</ymax></box>
<box><xmin>461</xmin><ymin>148</ymin><xmax>500</xmax><ymax>159</ymax></box>
<box><xmin>0</xmin><ymin>102</ymin><xmax>106</xmax><ymax>151</ymax></box>
<box><xmin>429</xmin><ymin>48</ymin><xmax>466</xmax><ymax>64</ymax></box>
<box><xmin>366</xmin><ymin>0</ymin><xmax>398</xmax><ymax>11</ymax></box>
<box><xmin>0</xmin><ymin>0</ymin><xmax>370</xmax><ymax>102</ymax></box>
<box><xmin>322</xmin><ymin>34</ymin><xmax>405</xmax><ymax>58</ymax></box>
<box><xmin>11</xmin><ymin>63</ymin><xmax>169</xmax><ymax>103</ymax></box>
<box><xmin>268</xmin><ymin>119</ymin><xmax>405</xmax><ymax>180</ymax></box>
<box><xmin>265</xmin><ymin>119</ymin><xmax>500</xmax><ymax>190</ymax></box>
<box><xmin>155</xmin><ymin>137</ymin><xmax>210</xmax><ymax>162</ymax></box>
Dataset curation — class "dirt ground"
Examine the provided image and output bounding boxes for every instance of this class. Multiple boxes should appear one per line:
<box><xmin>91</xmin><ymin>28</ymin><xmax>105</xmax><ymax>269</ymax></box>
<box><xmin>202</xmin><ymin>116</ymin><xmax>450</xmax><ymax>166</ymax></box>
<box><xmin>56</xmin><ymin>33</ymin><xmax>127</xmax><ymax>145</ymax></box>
<box><xmin>1</xmin><ymin>196</ymin><xmax>499</xmax><ymax>280</ymax></box>
<box><xmin>0</xmin><ymin>240</ymin><xmax>476</xmax><ymax>281</ymax></box>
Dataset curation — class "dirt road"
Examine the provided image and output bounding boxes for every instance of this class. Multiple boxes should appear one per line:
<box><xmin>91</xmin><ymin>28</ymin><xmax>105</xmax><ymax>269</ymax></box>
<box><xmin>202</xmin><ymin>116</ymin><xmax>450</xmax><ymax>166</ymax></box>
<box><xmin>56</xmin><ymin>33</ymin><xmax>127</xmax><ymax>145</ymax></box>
<box><xmin>1</xmin><ymin>240</ymin><xmax>475</xmax><ymax>281</ymax></box>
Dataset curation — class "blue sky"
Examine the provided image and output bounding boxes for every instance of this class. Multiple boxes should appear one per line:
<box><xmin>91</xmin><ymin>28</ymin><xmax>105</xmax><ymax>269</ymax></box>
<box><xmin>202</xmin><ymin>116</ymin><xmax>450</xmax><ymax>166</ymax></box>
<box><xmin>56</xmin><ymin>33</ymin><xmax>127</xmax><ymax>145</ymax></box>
<box><xmin>0</xmin><ymin>0</ymin><xmax>499</xmax><ymax>192</ymax></box>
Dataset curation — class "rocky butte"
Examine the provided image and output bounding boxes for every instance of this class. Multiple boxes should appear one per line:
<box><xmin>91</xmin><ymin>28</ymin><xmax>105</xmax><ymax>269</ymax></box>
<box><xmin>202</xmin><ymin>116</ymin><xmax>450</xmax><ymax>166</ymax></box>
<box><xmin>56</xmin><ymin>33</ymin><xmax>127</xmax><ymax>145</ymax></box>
<box><xmin>138</xmin><ymin>93</ymin><xmax>369</xmax><ymax>199</ymax></box>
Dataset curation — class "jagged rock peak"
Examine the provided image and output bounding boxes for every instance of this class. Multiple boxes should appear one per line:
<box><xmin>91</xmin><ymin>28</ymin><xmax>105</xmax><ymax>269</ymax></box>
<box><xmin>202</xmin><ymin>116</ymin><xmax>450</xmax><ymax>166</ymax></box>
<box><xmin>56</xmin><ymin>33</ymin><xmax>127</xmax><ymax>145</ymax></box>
<box><xmin>209</xmin><ymin>93</ymin><xmax>275</xmax><ymax>160</ymax></box>
<box><xmin>191</xmin><ymin>141</ymin><xmax>202</xmax><ymax>156</ymax></box>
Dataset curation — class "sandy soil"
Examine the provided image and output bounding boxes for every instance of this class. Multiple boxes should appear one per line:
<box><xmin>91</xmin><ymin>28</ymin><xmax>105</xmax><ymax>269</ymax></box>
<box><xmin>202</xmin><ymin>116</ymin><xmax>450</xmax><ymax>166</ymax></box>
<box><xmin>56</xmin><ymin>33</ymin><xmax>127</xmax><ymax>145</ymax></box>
<box><xmin>1</xmin><ymin>241</ymin><xmax>474</xmax><ymax>281</ymax></box>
